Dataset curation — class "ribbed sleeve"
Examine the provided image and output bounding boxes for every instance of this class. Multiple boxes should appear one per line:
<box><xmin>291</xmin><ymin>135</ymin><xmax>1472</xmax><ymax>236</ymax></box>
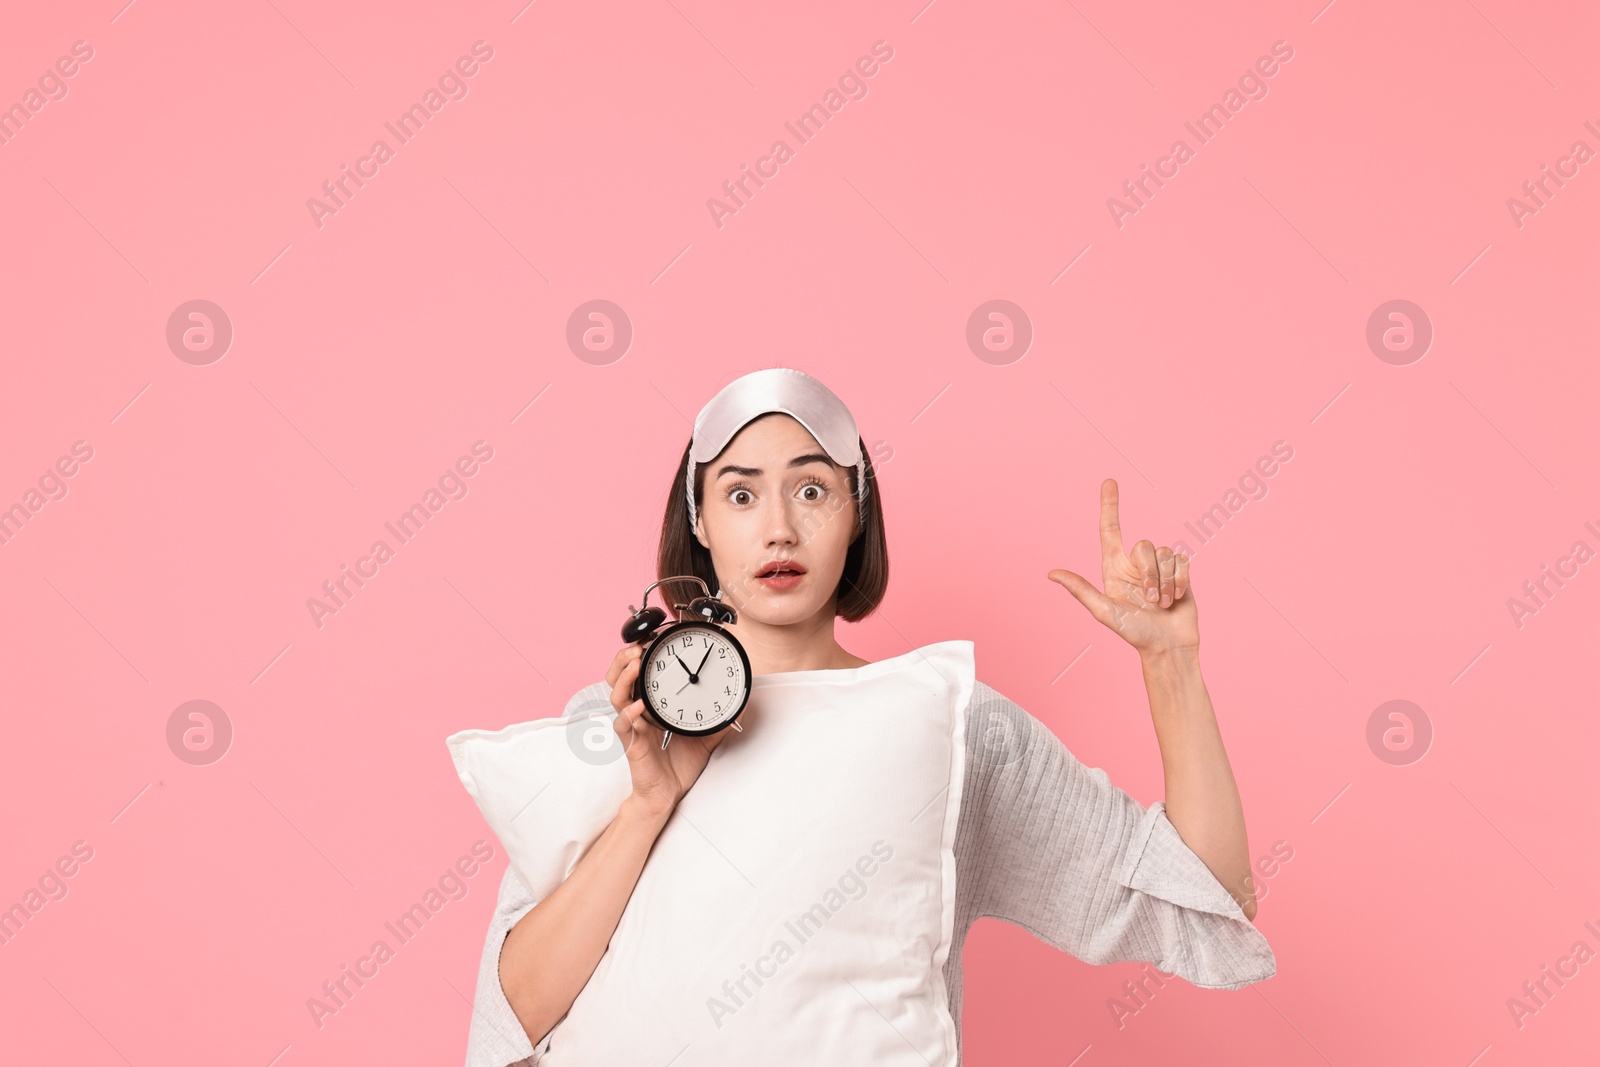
<box><xmin>463</xmin><ymin>862</ymin><xmax>547</xmax><ymax>1067</ymax></box>
<box><xmin>940</xmin><ymin>680</ymin><xmax>1276</xmax><ymax>1061</ymax></box>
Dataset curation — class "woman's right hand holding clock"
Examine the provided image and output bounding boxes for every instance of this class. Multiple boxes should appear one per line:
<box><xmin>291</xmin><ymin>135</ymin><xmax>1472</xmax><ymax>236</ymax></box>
<box><xmin>605</xmin><ymin>643</ymin><xmax>733</xmax><ymax>822</ymax></box>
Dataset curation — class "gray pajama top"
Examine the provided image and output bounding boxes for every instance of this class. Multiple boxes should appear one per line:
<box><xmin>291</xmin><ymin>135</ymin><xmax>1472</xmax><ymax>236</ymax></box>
<box><xmin>461</xmin><ymin>679</ymin><xmax>1277</xmax><ymax>1065</ymax></box>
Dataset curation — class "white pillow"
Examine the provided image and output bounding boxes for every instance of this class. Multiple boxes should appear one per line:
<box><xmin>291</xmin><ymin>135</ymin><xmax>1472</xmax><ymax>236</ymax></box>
<box><xmin>448</xmin><ymin>684</ymin><xmax>634</xmax><ymax>907</ymax></box>
<box><xmin>446</xmin><ymin>639</ymin><xmax>975</xmax><ymax>1065</ymax></box>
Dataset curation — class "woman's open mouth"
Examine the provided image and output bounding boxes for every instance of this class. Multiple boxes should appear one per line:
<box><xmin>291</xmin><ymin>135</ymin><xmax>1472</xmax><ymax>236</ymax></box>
<box><xmin>756</xmin><ymin>560</ymin><xmax>807</xmax><ymax>591</ymax></box>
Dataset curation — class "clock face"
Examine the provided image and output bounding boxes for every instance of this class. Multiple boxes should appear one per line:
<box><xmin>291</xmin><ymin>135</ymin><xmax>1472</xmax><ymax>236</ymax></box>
<box><xmin>640</xmin><ymin>623</ymin><xmax>751</xmax><ymax>735</ymax></box>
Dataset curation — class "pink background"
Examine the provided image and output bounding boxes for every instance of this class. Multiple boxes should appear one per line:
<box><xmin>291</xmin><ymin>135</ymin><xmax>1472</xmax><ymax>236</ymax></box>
<box><xmin>2</xmin><ymin>1</ymin><xmax>1596</xmax><ymax>1064</ymax></box>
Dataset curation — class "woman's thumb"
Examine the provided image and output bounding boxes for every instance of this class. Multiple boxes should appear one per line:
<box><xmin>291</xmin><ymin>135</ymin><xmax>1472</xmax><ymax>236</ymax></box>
<box><xmin>1047</xmin><ymin>568</ymin><xmax>1115</xmax><ymax>628</ymax></box>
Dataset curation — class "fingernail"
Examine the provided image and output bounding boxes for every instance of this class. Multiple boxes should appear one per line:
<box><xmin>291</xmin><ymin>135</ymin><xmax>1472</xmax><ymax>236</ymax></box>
<box><xmin>1147</xmin><ymin>587</ymin><xmax>1158</xmax><ymax>601</ymax></box>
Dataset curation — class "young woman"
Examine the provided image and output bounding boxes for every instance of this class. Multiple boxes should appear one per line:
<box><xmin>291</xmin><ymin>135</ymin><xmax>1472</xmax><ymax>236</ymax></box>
<box><xmin>465</xmin><ymin>368</ymin><xmax>1274</xmax><ymax>1065</ymax></box>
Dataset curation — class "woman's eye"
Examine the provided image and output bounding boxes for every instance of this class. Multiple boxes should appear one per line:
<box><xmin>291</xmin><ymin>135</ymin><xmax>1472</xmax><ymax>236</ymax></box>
<box><xmin>800</xmin><ymin>484</ymin><xmax>824</xmax><ymax>502</ymax></box>
<box><xmin>730</xmin><ymin>489</ymin><xmax>753</xmax><ymax>506</ymax></box>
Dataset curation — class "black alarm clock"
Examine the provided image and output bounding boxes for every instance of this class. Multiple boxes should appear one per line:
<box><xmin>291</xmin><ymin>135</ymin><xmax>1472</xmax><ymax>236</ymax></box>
<box><xmin>620</xmin><ymin>575</ymin><xmax>752</xmax><ymax>746</ymax></box>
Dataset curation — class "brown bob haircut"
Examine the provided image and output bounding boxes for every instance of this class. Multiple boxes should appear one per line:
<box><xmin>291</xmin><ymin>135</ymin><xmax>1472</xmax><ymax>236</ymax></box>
<box><xmin>655</xmin><ymin>413</ymin><xmax>889</xmax><ymax>622</ymax></box>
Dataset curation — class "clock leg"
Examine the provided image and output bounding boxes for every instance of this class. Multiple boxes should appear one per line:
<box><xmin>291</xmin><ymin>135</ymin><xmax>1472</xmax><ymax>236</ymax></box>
<box><xmin>660</xmin><ymin>731</ymin><xmax>672</xmax><ymax>750</ymax></box>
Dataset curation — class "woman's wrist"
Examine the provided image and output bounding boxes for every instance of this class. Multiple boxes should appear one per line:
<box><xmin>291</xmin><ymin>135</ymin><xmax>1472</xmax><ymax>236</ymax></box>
<box><xmin>620</xmin><ymin>793</ymin><xmax>676</xmax><ymax>830</ymax></box>
<box><xmin>1138</xmin><ymin>643</ymin><xmax>1200</xmax><ymax>672</ymax></box>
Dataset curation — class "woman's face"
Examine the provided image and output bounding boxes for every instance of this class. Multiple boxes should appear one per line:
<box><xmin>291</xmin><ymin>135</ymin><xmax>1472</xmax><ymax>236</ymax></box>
<box><xmin>694</xmin><ymin>413</ymin><xmax>860</xmax><ymax>626</ymax></box>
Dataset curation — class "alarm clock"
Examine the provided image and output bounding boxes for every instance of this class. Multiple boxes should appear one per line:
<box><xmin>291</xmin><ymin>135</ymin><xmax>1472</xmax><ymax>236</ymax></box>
<box><xmin>620</xmin><ymin>575</ymin><xmax>752</xmax><ymax>747</ymax></box>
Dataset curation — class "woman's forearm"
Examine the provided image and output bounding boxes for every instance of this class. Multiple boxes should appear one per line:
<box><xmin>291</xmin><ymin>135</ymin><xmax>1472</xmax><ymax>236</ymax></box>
<box><xmin>498</xmin><ymin>797</ymin><xmax>672</xmax><ymax>1045</ymax></box>
<box><xmin>1139</xmin><ymin>646</ymin><xmax>1257</xmax><ymax>921</ymax></box>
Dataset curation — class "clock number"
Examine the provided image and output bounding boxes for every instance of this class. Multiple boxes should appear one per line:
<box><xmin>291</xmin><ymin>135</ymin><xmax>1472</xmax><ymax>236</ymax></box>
<box><xmin>717</xmin><ymin>647</ymin><xmax>726</xmax><ymax>658</ymax></box>
<box><xmin>695</xmin><ymin>711</ymin><xmax>703</xmax><ymax>721</ymax></box>
<box><xmin>681</xmin><ymin>634</ymin><xmax>693</xmax><ymax>647</ymax></box>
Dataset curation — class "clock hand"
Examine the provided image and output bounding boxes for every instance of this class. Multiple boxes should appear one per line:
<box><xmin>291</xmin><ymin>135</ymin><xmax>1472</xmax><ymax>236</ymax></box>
<box><xmin>694</xmin><ymin>643</ymin><xmax>714</xmax><ymax>676</ymax></box>
<box><xmin>673</xmin><ymin>651</ymin><xmax>696</xmax><ymax>682</ymax></box>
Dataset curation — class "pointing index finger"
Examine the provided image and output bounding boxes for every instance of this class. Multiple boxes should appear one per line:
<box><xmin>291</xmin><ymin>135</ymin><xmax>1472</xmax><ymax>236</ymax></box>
<box><xmin>1098</xmin><ymin>478</ymin><xmax>1124</xmax><ymax>560</ymax></box>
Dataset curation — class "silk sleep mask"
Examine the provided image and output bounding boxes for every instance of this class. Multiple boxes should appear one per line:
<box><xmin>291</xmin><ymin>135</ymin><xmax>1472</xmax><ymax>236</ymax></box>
<box><xmin>687</xmin><ymin>367</ymin><xmax>868</xmax><ymax>532</ymax></box>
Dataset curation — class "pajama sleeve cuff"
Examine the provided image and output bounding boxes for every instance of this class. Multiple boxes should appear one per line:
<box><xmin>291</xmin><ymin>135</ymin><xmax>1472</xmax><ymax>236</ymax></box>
<box><xmin>1113</xmin><ymin>801</ymin><xmax>1278</xmax><ymax>989</ymax></box>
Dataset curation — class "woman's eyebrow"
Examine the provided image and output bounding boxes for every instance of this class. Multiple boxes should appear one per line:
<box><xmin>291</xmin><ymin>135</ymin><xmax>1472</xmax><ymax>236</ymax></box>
<box><xmin>715</xmin><ymin>453</ymin><xmax>833</xmax><ymax>478</ymax></box>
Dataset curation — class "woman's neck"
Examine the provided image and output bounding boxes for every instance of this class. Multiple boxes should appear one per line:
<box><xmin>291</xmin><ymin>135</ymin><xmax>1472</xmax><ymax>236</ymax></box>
<box><xmin>724</xmin><ymin>612</ymin><xmax>869</xmax><ymax>675</ymax></box>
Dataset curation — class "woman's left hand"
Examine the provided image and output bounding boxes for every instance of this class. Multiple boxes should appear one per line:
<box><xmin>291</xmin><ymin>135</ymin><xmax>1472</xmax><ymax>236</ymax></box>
<box><xmin>1047</xmin><ymin>478</ymin><xmax>1199</xmax><ymax>655</ymax></box>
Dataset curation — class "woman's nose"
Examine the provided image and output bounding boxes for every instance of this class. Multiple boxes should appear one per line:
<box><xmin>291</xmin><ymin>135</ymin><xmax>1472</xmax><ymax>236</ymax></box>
<box><xmin>766</xmin><ymin>502</ymin><xmax>799</xmax><ymax>545</ymax></box>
